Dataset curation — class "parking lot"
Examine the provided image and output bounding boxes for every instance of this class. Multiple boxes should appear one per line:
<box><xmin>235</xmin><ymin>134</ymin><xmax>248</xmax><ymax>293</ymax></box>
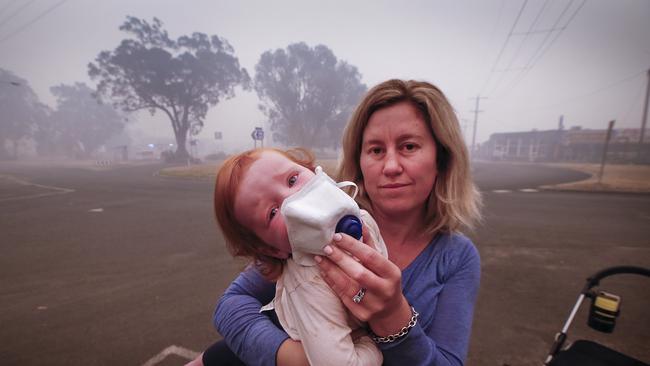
<box><xmin>0</xmin><ymin>161</ymin><xmax>648</xmax><ymax>365</ymax></box>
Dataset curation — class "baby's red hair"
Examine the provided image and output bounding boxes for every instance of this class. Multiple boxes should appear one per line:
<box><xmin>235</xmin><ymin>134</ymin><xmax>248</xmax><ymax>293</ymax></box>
<box><xmin>213</xmin><ymin>147</ymin><xmax>315</xmax><ymax>280</ymax></box>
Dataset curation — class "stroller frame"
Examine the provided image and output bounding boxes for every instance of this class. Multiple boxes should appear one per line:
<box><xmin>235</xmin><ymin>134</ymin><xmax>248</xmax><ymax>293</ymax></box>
<box><xmin>544</xmin><ymin>265</ymin><xmax>650</xmax><ymax>366</ymax></box>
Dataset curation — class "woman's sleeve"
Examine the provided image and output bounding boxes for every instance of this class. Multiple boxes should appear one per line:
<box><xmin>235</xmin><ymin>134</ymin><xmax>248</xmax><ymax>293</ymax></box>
<box><xmin>380</xmin><ymin>239</ymin><xmax>481</xmax><ymax>366</ymax></box>
<box><xmin>214</xmin><ymin>265</ymin><xmax>290</xmax><ymax>366</ymax></box>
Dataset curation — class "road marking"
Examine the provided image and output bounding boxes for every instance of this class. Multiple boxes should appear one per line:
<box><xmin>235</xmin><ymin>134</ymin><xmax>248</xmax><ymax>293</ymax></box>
<box><xmin>0</xmin><ymin>174</ymin><xmax>74</xmax><ymax>202</ymax></box>
<box><xmin>491</xmin><ymin>188</ymin><xmax>542</xmax><ymax>194</ymax></box>
<box><xmin>141</xmin><ymin>345</ymin><xmax>200</xmax><ymax>366</ymax></box>
<box><xmin>519</xmin><ymin>188</ymin><xmax>539</xmax><ymax>193</ymax></box>
<box><xmin>95</xmin><ymin>160</ymin><xmax>114</xmax><ymax>167</ymax></box>
<box><xmin>88</xmin><ymin>208</ymin><xmax>104</xmax><ymax>213</ymax></box>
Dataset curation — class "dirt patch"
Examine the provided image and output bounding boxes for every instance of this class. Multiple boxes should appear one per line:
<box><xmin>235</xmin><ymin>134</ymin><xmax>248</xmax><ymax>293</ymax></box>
<box><xmin>541</xmin><ymin>163</ymin><xmax>650</xmax><ymax>193</ymax></box>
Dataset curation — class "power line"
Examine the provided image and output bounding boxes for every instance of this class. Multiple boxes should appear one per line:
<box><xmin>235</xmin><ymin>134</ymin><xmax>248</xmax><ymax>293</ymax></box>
<box><xmin>529</xmin><ymin>69</ymin><xmax>646</xmax><ymax>110</ymax></box>
<box><xmin>528</xmin><ymin>0</ymin><xmax>587</xmax><ymax>71</ymax></box>
<box><xmin>0</xmin><ymin>0</ymin><xmax>67</xmax><ymax>43</ymax></box>
<box><xmin>621</xmin><ymin>80</ymin><xmax>647</xmax><ymax>125</ymax></box>
<box><xmin>474</xmin><ymin>0</ymin><xmax>505</xmax><ymax>94</ymax></box>
<box><xmin>487</xmin><ymin>0</ymin><xmax>551</xmax><ymax>95</ymax></box>
<box><xmin>504</xmin><ymin>0</ymin><xmax>549</xmax><ymax>71</ymax></box>
<box><xmin>496</xmin><ymin>0</ymin><xmax>577</xmax><ymax>97</ymax></box>
<box><xmin>479</xmin><ymin>0</ymin><xmax>529</xmax><ymax>95</ymax></box>
<box><xmin>0</xmin><ymin>0</ymin><xmax>20</xmax><ymax>20</ymax></box>
<box><xmin>490</xmin><ymin>0</ymin><xmax>507</xmax><ymax>39</ymax></box>
<box><xmin>500</xmin><ymin>0</ymin><xmax>587</xmax><ymax>96</ymax></box>
<box><xmin>0</xmin><ymin>0</ymin><xmax>35</xmax><ymax>30</ymax></box>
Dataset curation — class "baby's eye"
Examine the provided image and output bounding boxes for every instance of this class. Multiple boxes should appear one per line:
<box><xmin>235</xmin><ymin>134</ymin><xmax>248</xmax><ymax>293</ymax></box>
<box><xmin>269</xmin><ymin>207</ymin><xmax>278</xmax><ymax>221</ymax></box>
<box><xmin>288</xmin><ymin>174</ymin><xmax>298</xmax><ymax>187</ymax></box>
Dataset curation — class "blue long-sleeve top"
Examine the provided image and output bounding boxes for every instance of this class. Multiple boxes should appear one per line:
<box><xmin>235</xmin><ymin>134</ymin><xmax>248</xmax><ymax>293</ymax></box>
<box><xmin>214</xmin><ymin>233</ymin><xmax>480</xmax><ymax>366</ymax></box>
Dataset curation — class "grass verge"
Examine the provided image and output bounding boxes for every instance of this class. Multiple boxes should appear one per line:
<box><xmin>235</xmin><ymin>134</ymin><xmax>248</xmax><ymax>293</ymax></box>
<box><xmin>159</xmin><ymin>160</ymin><xmax>650</xmax><ymax>194</ymax></box>
<box><xmin>541</xmin><ymin>163</ymin><xmax>650</xmax><ymax>193</ymax></box>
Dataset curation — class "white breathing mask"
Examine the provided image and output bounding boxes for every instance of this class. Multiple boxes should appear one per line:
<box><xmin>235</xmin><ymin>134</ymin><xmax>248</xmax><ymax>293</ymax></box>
<box><xmin>280</xmin><ymin>166</ymin><xmax>362</xmax><ymax>266</ymax></box>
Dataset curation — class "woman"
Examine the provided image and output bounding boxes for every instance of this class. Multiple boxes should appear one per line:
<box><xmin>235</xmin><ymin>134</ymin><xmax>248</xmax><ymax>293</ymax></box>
<box><xmin>198</xmin><ymin>79</ymin><xmax>482</xmax><ymax>366</ymax></box>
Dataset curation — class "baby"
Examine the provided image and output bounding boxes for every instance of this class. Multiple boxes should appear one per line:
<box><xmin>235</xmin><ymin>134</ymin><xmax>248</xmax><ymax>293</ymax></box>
<box><xmin>213</xmin><ymin>147</ymin><xmax>386</xmax><ymax>366</ymax></box>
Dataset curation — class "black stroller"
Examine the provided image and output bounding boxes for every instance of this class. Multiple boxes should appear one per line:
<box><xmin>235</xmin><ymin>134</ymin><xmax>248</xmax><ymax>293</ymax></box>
<box><xmin>544</xmin><ymin>266</ymin><xmax>650</xmax><ymax>366</ymax></box>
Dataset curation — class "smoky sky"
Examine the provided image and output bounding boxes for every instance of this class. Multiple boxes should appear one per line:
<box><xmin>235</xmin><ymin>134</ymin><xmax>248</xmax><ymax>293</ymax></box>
<box><xmin>1</xmin><ymin>0</ymin><xmax>649</xmax><ymax>153</ymax></box>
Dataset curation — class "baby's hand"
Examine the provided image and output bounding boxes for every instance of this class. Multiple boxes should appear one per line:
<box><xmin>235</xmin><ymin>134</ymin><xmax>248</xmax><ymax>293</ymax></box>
<box><xmin>338</xmin><ymin>224</ymin><xmax>377</xmax><ymax>263</ymax></box>
<box><xmin>361</xmin><ymin>223</ymin><xmax>377</xmax><ymax>251</ymax></box>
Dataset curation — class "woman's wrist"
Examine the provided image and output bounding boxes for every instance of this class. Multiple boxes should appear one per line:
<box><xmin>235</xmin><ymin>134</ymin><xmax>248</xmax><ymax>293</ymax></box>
<box><xmin>369</xmin><ymin>306</ymin><xmax>419</xmax><ymax>343</ymax></box>
<box><xmin>369</xmin><ymin>296</ymin><xmax>412</xmax><ymax>336</ymax></box>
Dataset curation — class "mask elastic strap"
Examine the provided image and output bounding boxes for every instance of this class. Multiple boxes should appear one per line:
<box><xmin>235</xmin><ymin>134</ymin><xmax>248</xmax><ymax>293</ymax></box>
<box><xmin>337</xmin><ymin>181</ymin><xmax>358</xmax><ymax>199</ymax></box>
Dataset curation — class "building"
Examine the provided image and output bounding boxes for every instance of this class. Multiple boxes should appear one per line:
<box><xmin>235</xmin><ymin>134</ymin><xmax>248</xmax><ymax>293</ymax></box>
<box><xmin>478</xmin><ymin>127</ymin><xmax>650</xmax><ymax>164</ymax></box>
<box><xmin>478</xmin><ymin>129</ymin><xmax>564</xmax><ymax>162</ymax></box>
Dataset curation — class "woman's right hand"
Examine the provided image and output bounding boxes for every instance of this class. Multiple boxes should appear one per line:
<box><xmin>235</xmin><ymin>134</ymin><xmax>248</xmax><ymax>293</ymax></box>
<box><xmin>315</xmin><ymin>228</ymin><xmax>413</xmax><ymax>337</ymax></box>
<box><xmin>276</xmin><ymin>339</ymin><xmax>309</xmax><ymax>366</ymax></box>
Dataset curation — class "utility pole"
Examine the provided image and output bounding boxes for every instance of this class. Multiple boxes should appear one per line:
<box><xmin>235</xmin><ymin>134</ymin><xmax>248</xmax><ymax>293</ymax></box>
<box><xmin>598</xmin><ymin>120</ymin><xmax>616</xmax><ymax>184</ymax></box>
<box><xmin>470</xmin><ymin>96</ymin><xmax>487</xmax><ymax>160</ymax></box>
<box><xmin>637</xmin><ymin>69</ymin><xmax>650</xmax><ymax>162</ymax></box>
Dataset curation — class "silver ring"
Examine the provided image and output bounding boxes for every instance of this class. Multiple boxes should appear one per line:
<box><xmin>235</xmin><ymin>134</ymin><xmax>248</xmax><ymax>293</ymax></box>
<box><xmin>352</xmin><ymin>287</ymin><xmax>367</xmax><ymax>304</ymax></box>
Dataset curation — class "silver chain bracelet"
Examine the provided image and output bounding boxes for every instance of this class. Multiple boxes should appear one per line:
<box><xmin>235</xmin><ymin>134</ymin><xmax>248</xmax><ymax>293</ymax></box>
<box><xmin>370</xmin><ymin>306</ymin><xmax>419</xmax><ymax>343</ymax></box>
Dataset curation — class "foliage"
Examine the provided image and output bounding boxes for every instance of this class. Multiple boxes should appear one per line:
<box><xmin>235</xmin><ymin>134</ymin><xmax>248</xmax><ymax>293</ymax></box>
<box><xmin>0</xmin><ymin>68</ymin><xmax>47</xmax><ymax>159</ymax></box>
<box><xmin>254</xmin><ymin>43</ymin><xmax>366</xmax><ymax>149</ymax></box>
<box><xmin>43</xmin><ymin>83</ymin><xmax>126</xmax><ymax>158</ymax></box>
<box><xmin>88</xmin><ymin>16</ymin><xmax>250</xmax><ymax>161</ymax></box>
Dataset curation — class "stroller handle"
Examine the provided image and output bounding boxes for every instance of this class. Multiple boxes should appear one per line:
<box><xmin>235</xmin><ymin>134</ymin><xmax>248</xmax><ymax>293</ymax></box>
<box><xmin>545</xmin><ymin>265</ymin><xmax>650</xmax><ymax>365</ymax></box>
<box><xmin>583</xmin><ymin>265</ymin><xmax>650</xmax><ymax>293</ymax></box>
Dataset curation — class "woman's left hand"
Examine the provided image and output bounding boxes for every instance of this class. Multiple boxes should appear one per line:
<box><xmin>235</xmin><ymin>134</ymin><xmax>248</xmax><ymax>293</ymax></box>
<box><xmin>315</xmin><ymin>227</ymin><xmax>412</xmax><ymax>336</ymax></box>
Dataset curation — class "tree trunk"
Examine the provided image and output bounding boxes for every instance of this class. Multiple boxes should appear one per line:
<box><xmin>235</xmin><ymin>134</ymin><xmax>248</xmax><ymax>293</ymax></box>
<box><xmin>174</xmin><ymin>128</ymin><xmax>190</xmax><ymax>161</ymax></box>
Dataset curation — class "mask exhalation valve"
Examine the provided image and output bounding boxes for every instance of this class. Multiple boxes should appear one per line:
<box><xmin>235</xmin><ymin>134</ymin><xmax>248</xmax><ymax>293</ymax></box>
<box><xmin>335</xmin><ymin>215</ymin><xmax>362</xmax><ymax>240</ymax></box>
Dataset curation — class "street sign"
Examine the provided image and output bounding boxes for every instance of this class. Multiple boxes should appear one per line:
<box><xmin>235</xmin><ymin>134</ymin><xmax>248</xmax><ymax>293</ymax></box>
<box><xmin>214</xmin><ymin>131</ymin><xmax>222</xmax><ymax>140</ymax></box>
<box><xmin>251</xmin><ymin>127</ymin><xmax>264</xmax><ymax>141</ymax></box>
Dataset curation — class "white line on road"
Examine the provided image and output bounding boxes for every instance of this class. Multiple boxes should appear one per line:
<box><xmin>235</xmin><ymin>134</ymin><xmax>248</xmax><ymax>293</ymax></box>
<box><xmin>0</xmin><ymin>174</ymin><xmax>74</xmax><ymax>202</ymax></box>
<box><xmin>141</xmin><ymin>345</ymin><xmax>200</xmax><ymax>366</ymax></box>
<box><xmin>519</xmin><ymin>188</ymin><xmax>539</xmax><ymax>193</ymax></box>
<box><xmin>492</xmin><ymin>189</ymin><xmax>512</xmax><ymax>193</ymax></box>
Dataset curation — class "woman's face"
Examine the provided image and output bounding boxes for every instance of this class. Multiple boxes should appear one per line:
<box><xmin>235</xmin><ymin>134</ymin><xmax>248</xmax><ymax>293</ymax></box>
<box><xmin>360</xmin><ymin>101</ymin><xmax>438</xmax><ymax>219</ymax></box>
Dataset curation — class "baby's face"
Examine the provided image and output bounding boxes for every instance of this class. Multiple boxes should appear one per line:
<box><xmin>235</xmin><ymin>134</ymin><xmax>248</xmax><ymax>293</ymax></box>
<box><xmin>234</xmin><ymin>151</ymin><xmax>315</xmax><ymax>259</ymax></box>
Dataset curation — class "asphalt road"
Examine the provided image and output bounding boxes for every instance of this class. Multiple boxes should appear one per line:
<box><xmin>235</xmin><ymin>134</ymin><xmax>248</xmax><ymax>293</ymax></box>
<box><xmin>0</xmin><ymin>161</ymin><xmax>648</xmax><ymax>366</ymax></box>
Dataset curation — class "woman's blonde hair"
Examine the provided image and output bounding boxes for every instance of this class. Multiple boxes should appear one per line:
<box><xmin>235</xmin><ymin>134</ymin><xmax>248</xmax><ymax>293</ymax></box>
<box><xmin>214</xmin><ymin>147</ymin><xmax>316</xmax><ymax>279</ymax></box>
<box><xmin>337</xmin><ymin>79</ymin><xmax>482</xmax><ymax>234</ymax></box>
